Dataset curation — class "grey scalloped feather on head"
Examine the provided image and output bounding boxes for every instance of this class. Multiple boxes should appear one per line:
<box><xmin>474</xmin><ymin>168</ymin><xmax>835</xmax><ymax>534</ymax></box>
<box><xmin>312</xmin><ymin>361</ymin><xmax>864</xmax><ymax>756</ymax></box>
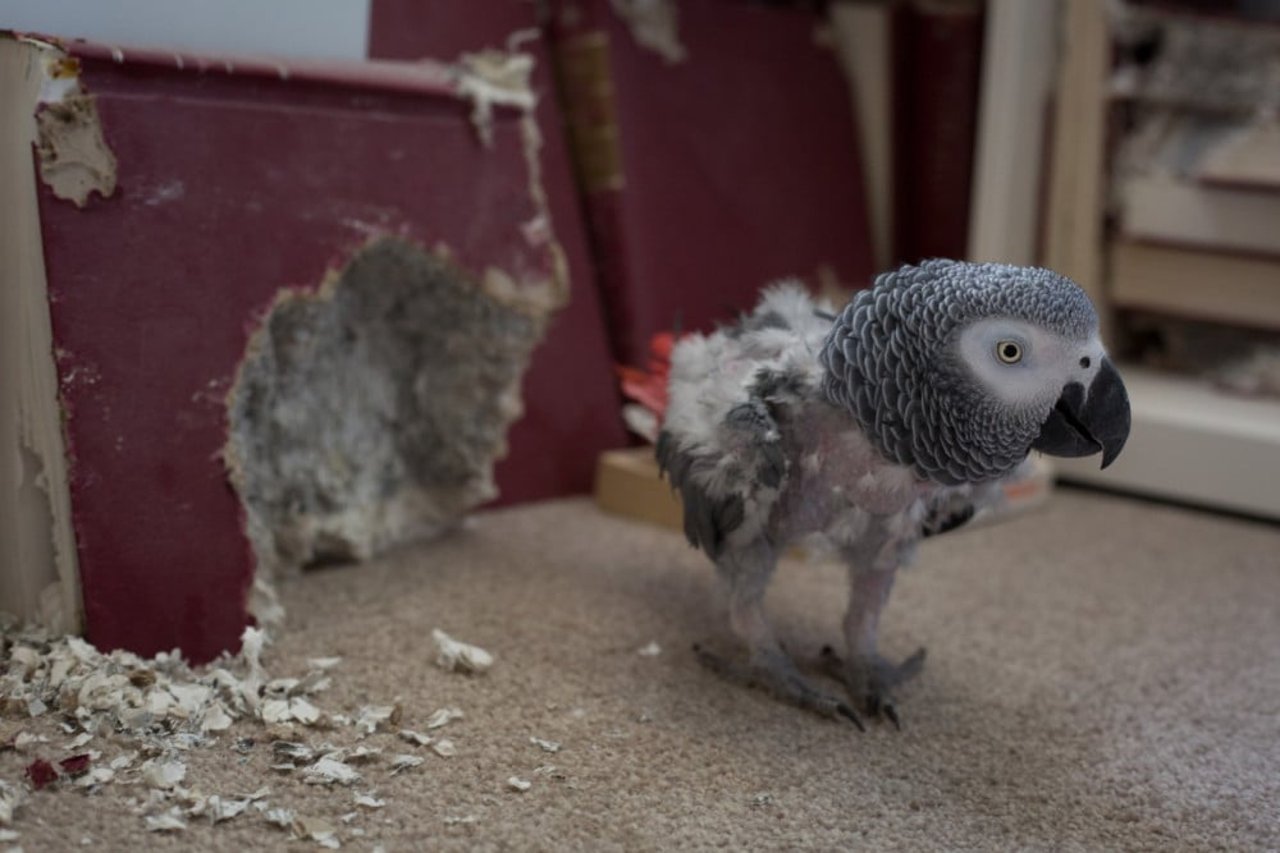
<box><xmin>819</xmin><ymin>259</ymin><xmax>1101</xmax><ymax>485</ymax></box>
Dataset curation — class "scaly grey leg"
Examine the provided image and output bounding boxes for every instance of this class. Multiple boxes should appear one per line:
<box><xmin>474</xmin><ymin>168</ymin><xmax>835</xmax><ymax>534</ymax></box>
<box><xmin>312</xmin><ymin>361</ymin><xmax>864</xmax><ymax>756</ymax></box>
<box><xmin>696</xmin><ymin>538</ymin><xmax>863</xmax><ymax>729</ymax></box>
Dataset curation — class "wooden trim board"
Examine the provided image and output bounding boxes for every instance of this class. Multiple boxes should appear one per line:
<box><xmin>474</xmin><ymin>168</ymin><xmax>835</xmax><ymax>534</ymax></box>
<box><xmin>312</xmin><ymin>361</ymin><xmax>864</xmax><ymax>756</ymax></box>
<box><xmin>1110</xmin><ymin>239</ymin><xmax>1280</xmax><ymax>331</ymax></box>
<box><xmin>594</xmin><ymin>447</ymin><xmax>1056</xmax><ymax>537</ymax></box>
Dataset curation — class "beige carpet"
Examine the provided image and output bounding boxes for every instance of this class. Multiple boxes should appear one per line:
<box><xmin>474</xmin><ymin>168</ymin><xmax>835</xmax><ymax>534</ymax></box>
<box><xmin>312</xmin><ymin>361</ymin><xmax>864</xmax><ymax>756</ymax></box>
<box><xmin>4</xmin><ymin>488</ymin><xmax>1280</xmax><ymax>851</ymax></box>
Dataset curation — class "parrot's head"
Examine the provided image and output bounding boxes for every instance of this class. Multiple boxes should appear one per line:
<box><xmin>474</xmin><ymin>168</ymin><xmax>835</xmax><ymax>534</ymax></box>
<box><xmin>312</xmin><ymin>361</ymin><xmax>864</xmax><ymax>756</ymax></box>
<box><xmin>819</xmin><ymin>259</ymin><xmax>1131</xmax><ymax>485</ymax></box>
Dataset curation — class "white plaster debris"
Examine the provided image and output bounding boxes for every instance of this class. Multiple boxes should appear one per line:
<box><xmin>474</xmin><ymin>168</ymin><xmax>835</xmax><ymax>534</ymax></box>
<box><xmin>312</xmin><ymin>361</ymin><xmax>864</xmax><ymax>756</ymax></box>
<box><xmin>260</xmin><ymin>698</ymin><xmax>291</xmax><ymax>724</ymax></box>
<box><xmin>529</xmin><ymin>737</ymin><xmax>561</xmax><ymax>754</ymax></box>
<box><xmin>431</xmin><ymin>629</ymin><xmax>494</xmax><ymax>674</ymax></box>
<box><xmin>506</xmin><ymin>776</ymin><xmax>532</xmax><ymax>792</ymax></box>
<box><xmin>0</xmin><ymin>622</ymin><xmax>345</xmax><ymax>777</ymax></box>
<box><xmin>265</xmin><ymin>677</ymin><xmax>300</xmax><ymax>697</ymax></box>
<box><xmin>0</xmin><ymin>616</ymin><xmax>523</xmax><ymax>847</ymax></box>
<box><xmin>354</xmin><ymin>704</ymin><xmax>401</xmax><ymax>737</ymax></box>
<box><xmin>207</xmin><ymin>794</ymin><xmax>253</xmax><ymax>824</ymax></box>
<box><xmin>201</xmin><ymin>702</ymin><xmax>234</xmax><ymax>732</ymax></box>
<box><xmin>141</xmin><ymin>758</ymin><xmax>187</xmax><ymax>790</ymax></box>
<box><xmin>168</xmin><ymin>683</ymin><xmax>213</xmax><ymax>717</ymax></box>
<box><xmin>398</xmin><ymin>729</ymin><xmax>432</xmax><ymax>747</ymax></box>
<box><xmin>11</xmin><ymin>733</ymin><xmax>46</xmax><ymax>752</ymax></box>
<box><xmin>289</xmin><ymin>697</ymin><xmax>323</xmax><ymax>725</ymax></box>
<box><xmin>424</xmin><ymin>707</ymin><xmax>465</xmax><ymax>729</ymax></box>
<box><xmin>354</xmin><ymin>793</ymin><xmax>386</xmax><ymax>810</ymax></box>
<box><xmin>64</xmin><ymin>732</ymin><xmax>92</xmax><ymax>750</ymax></box>
<box><xmin>303</xmin><ymin>756</ymin><xmax>362</xmax><ymax>787</ymax></box>
<box><xmin>74</xmin><ymin>766</ymin><xmax>114</xmax><ymax>789</ymax></box>
<box><xmin>144</xmin><ymin>808</ymin><xmax>188</xmax><ymax>833</ymax></box>
<box><xmin>341</xmin><ymin>746</ymin><xmax>382</xmax><ymax>763</ymax></box>
<box><xmin>389</xmin><ymin>755</ymin><xmax>424</xmax><ymax>776</ymax></box>
<box><xmin>0</xmin><ymin>620</ymin><xmax>433</xmax><ymax>844</ymax></box>
<box><xmin>294</xmin><ymin>815</ymin><xmax>341</xmax><ymax>849</ymax></box>
<box><xmin>637</xmin><ymin>641</ymin><xmax>662</xmax><ymax>657</ymax></box>
<box><xmin>272</xmin><ymin>740</ymin><xmax>315</xmax><ymax>762</ymax></box>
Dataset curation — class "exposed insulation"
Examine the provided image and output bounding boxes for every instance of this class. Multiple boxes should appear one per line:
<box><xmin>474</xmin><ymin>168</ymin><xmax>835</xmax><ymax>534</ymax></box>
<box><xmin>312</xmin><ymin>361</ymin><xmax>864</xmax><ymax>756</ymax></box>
<box><xmin>226</xmin><ymin>236</ymin><xmax>551</xmax><ymax>576</ymax></box>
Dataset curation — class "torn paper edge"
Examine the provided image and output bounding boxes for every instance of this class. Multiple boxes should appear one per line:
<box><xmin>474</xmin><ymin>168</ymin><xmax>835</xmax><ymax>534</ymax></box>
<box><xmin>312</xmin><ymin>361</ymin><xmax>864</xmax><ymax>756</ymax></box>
<box><xmin>453</xmin><ymin>42</ymin><xmax>568</xmax><ymax>311</ymax></box>
<box><xmin>454</xmin><ymin>48</ymin><xmax>537</xmax><ymax>148</ymax></box>
<box><xmin>27</xmin><ymin>37</ymin><xmax>119</xmax><ymax>207</ymax></box>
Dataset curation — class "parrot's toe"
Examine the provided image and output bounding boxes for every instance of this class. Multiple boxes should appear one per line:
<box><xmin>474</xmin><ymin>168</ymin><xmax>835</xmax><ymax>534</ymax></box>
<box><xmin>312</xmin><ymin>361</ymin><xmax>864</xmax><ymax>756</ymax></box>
<box><xmin>694</xmin><ymin>643</ymin><xmax>865</xmax><ymax>731</ymax></box>
<box><xmin>820</xmin><ymin>645</ymin><xmax>926</xmax><ymax>728</ymax></box>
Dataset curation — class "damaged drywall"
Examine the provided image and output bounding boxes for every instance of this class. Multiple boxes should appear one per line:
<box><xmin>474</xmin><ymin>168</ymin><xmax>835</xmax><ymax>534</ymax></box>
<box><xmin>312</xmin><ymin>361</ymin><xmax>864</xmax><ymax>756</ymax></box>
<box><xmin>225</xmin><ymin>237</ymin><xmax>555</xmax><ymax>576</ymax></box>
<box><xmin>31</xmin><ymin>45</ymin><xmax>117</xmax><ymax>207</ymax></box>
<box><xmin>455</xmin><ymin>46</ymin><xmax>537</xmax><ymax>149</ymax></box>
<box><xmin>451</xmin><ymin>42</ymin><xmax>567</xmax><ymax>302</ymax></box>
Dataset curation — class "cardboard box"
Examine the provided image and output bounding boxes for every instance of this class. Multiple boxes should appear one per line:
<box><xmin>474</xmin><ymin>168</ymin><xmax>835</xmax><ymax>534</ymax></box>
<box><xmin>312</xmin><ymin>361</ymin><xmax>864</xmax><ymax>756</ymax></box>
<box><xmin>594</xmin><ymin>446</ymin><xmax>1055</xmax><ymax>536</ymax></box>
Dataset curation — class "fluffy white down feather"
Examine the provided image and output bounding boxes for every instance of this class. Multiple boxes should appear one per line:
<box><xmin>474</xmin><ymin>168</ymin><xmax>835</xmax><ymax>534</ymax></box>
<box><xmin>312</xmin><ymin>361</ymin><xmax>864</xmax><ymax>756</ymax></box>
<box><xmin>664</xmin><ymin>281</ymin><xmax>831</xmax><ymax>451</ymax></box>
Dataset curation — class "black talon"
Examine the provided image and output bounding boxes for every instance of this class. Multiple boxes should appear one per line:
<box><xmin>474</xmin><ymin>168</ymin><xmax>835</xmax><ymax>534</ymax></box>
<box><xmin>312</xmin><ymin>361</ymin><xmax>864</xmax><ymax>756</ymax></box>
<box><xmin>695</xmin><ymin>642</ymin><xmax>866</xmax><ymax>728</ymax></box>
<box><xmin>895</xmin><ymin>647</ymin><xmax>927</xmax><ymax>685</ymax></box>
<box><xmin>818</xmin><ymin>645</ymin><xmax>927</xmax><ymax>727</ymax></box>
<box><xmin>837</xmin><ymin>703</ymin><xmax>866</xmax><ymax>732</ymax></box>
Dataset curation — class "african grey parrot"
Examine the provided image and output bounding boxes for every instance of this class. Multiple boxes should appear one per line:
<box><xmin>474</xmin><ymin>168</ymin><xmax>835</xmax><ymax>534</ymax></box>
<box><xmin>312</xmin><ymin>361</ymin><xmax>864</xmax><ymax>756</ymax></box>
<box><xmin>657</xmin><ymin>260</ymin><xmax>1131</xmax><ymax>728</ymax></box>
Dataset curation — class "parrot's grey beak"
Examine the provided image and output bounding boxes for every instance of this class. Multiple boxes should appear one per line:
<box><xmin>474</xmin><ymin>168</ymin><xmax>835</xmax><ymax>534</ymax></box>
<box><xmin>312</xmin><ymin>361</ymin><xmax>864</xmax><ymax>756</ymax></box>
<box><xmin>1032</xmin><ymin>358</ymin><xmax>1131</xmax><ymax>468</ymax></box>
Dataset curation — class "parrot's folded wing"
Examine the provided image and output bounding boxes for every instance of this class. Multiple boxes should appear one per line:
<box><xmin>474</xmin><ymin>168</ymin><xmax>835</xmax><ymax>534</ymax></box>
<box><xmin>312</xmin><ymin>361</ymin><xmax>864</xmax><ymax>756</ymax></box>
<box><xmin>656</xmin><ymin>395</ymin><xmax>789</xmax><ymax>558</ymax></box>
<box><xmin>657</xmin><ymin>282</ymin><xmax>833</xmax><ymax>558</ymax></box>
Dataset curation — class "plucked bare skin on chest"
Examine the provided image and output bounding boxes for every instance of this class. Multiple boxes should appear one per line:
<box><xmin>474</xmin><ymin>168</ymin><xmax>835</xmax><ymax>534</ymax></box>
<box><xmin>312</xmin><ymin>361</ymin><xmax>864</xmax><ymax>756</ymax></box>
<box><xmin>771</xmin><ymin>403</ymin><xmax>933</xmax><ymax>547</ymax></box>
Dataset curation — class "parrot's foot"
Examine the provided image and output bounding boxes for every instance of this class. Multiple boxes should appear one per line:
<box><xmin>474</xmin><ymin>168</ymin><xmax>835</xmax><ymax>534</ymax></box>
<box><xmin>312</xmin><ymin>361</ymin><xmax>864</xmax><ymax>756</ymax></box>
<box><xmin>694</xmin><ymin>643</ymin><xmax>865</xmax><ymax>730</ymax></box>
<box><xmin>819</xmin><ymin>645</ymin><xmax>927</xmax><ymax>730</ymax></box>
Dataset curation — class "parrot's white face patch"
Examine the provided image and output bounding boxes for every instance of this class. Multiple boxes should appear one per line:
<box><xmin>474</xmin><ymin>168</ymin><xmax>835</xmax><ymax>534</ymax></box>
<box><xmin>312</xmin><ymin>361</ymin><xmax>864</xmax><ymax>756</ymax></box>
<box><xmin>954</xmin><ymin>318</ymin><xmax>1106</xmax><ymax>410</ymax></box>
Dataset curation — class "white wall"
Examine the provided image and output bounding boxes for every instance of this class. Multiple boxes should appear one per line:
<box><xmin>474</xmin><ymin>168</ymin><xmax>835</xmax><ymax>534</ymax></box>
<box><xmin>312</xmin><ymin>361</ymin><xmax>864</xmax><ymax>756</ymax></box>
<box><xmin>0</xmin><ymin>0</ymin><xmax>370</xmax><ymax>59</ymax></box>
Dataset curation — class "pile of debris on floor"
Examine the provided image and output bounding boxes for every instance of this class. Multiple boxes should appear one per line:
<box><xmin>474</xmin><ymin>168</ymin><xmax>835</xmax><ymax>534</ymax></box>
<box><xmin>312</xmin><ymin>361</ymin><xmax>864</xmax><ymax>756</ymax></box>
<box><xmin>0</xmin><ymin>619</ymin><xmax>492</xmax><ymax>849</ymax></box>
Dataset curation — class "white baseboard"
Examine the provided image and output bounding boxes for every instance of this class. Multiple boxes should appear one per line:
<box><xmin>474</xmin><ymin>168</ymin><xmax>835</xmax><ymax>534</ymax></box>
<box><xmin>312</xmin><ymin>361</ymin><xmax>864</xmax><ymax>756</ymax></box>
<box><xmin>1055</xmin><ymin>366</ymin><xmax>1280</xmax><ymax>520</ymax></box>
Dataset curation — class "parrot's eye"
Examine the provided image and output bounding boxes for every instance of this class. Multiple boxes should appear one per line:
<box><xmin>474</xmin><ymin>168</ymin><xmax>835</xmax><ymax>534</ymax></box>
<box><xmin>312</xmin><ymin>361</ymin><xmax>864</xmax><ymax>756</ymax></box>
<box><xmin>996</xmin><ymin>341</ymin><xmax>1023</xmax><ymax>364</ymax></box>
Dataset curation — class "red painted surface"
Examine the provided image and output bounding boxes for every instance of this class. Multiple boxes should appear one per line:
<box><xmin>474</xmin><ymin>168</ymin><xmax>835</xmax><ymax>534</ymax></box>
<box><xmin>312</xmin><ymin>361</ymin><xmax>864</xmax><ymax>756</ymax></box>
<box><xmin>551</xmin><ymin>0</ymin><xmax>876</xmax><ymax>367</ymax></box>
<box><xmin>368</xmin><ymin>0</ymin><xmax>632</xmax><ymax>505</ymax></box>
<box><xmin>36</xmin><ymin>46</ymin><xmax>556</xmax><ymax>661</ymax></box>
<box><xmin>891</xmin><ymin>1</ymin><xmax>985</xmax><ymax>264</ymax></box>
